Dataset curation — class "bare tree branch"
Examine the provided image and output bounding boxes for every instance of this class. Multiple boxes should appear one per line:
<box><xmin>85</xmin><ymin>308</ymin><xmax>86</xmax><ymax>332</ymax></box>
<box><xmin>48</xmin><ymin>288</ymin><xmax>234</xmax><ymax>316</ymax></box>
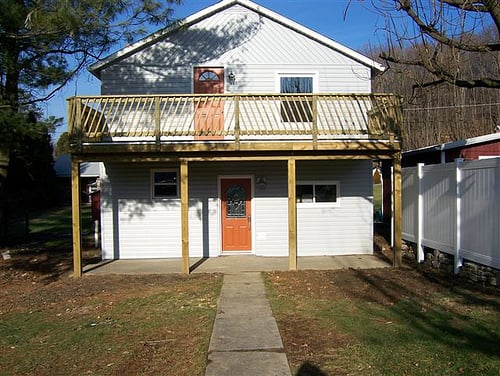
<box><xmin>395</xmin><ymin>0</ymin><xmax>498</xmax><ymax>52</ymax></box>
<box><xmin>380</xmin><ymin>50</ymin><xmax>500</xmax><ymax>88</ymax></box>
<box><xmin>441</xmin><ymin>0</ymin><xmax>489</xmax><ymax>12</ymax></box>
<box><xmin>371</xmin><ymin>0</ymin><xmax>500</xmax><ymax>89</ymax></box>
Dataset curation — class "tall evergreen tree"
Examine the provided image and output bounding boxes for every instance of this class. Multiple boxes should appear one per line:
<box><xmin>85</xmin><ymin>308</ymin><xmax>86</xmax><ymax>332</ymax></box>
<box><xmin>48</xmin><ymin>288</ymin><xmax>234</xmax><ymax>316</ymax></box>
<box><xmin>0</xmin><ymin>0</ymin><xmax>182</xmax><ymax>243</ymax></box>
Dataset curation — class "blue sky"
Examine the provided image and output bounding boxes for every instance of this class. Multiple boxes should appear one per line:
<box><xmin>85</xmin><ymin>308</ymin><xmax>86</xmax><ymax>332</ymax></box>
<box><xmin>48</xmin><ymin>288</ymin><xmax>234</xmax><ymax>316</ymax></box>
<box><xmin>47</xmin><ymin>0</ymin><xmax>385</xmax><ymax>140</ymax></box>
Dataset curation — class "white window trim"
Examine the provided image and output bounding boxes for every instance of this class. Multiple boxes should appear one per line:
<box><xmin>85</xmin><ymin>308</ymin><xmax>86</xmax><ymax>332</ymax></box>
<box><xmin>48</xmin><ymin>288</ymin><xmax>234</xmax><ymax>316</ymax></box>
<box><xmin>151</xmin><ymin>169</ymin><xmax>179</xmax><ymax>199</ymax></box>
<box><xmin>296</xmin><ymin>180</ymin><xmax>340</xmax><ymax>208</ymax></box>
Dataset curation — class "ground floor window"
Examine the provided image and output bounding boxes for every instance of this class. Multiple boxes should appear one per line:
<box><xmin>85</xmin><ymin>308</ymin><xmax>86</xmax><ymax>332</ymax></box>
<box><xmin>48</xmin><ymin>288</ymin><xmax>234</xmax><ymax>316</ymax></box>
<box><xmin>296</xmin><ymin>181</ymin><xmax>339</xmax><ymax>206</ymax></box>
<box><xmin>152</xmin><ymin>170</ymin><xmax>178</xmax><ymax>198</ymax></box>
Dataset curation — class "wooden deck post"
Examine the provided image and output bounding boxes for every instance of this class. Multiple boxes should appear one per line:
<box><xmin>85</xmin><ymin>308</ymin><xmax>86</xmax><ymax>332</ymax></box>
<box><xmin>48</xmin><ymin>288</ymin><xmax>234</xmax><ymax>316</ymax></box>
<box><xmin>71</xmin><ymin>157</ymin><xmax>82</xmax><ymax>277</ymax></box>
<box><xmin>393</xmin><ymin>152</ymin><xmax>402</xmax><ymax>267</ymax></box>
<box><xmin>234</xmin><ymin>95</ymin><xmax>240</xmax><ymax>149</ymax></box>
<box><xmin>312</xmin><ymin>95</ymin><xmax>318</xmax><ymax>149</ymax></box>
<box><xmin>180</xmin><ymin>159</ymin><xmax>190</xmax><ymax>274</ymax></box>
<box><xmin>154</xmin><ymin>96</ymin><xmax>161</xmax><ymax>149</ymax></box>
<box><xmin>288</xmin><ymin>159</ymin><xmax>297</xmax><ymax>270</ymax></box>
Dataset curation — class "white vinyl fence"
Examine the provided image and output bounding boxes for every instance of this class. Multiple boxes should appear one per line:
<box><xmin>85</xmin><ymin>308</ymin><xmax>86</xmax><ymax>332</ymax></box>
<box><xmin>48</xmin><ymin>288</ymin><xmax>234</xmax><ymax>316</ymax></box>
<box><xmin>402</xmin><ymin>158</ymin><xmax>500</xmax><ymax>272</ymax></box>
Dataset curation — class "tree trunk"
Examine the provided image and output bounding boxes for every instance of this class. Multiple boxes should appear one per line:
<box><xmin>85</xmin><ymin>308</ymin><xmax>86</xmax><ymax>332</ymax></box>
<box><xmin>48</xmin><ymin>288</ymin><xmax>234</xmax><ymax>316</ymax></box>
<box><xmin>0</xmin><ymin>147</ymin><xmax>9</xmax><ymax>245</ymax></box>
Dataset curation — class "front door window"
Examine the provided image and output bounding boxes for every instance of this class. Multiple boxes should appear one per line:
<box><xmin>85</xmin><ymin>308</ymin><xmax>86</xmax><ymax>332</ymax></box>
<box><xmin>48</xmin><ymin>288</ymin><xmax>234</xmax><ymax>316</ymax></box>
<box><xmin>226</xmin><ymin>185</ymin><xmax>246</xmax><ymax>218</ymax></box>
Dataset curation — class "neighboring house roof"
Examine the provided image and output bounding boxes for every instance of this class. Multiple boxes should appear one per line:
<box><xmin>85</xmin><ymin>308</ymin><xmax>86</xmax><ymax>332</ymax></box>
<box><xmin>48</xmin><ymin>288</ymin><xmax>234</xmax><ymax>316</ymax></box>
<box><xmin>404</xmin><ymin>133</ymin><xmax>500</xmax><ymax>157</ymax></box>
<box><xmin>54</xmin><ymin>154</ymin><xmax>101</xmax><ymax>178</ymax></box>
<box><xmin>402</xmin><ymin>132</ymin><xmax>500</xmax><ymax>166</ymax></box>
<box><xmin>89</xmin><ymin>0</ymin><xmax>384</xmax><ymax>78</ymax></box>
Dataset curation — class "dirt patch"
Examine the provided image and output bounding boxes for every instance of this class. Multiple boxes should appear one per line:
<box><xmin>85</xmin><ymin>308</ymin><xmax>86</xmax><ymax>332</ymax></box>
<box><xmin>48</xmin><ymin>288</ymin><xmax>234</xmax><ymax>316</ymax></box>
<box><xmin>278</xmin><ymin>312</ymin><xmax>352</xmax><ymax>374</ymax></box>
<box><xmin>268</xmin><ymin>267</ymin><xmax>442</xmax><ymax>305</ymax></box>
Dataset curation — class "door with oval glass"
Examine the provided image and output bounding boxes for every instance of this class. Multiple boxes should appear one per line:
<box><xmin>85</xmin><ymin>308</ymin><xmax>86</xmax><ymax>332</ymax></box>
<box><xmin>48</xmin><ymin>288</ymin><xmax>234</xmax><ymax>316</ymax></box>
<box><xmin>221</xmin><ymin>178</ymin><xmax>252</xmax><ymax>252</ymax></box>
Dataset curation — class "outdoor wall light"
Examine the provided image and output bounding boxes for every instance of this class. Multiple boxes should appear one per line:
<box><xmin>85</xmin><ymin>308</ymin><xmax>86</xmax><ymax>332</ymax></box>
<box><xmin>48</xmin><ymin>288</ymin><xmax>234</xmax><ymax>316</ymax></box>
<box><xmin>256</xmin><ymin>177</ymin><xmax>267</xmax><ymax>188</ymax></box>
<box><xmin>228</xmin><ymin>71</ymin><xmax>236</xmax><ymax>85</ymax></box>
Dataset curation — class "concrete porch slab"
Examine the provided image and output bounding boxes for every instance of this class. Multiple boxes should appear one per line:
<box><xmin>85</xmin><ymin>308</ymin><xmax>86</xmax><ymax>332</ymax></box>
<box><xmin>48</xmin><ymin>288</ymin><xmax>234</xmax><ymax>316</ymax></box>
<box><xmin>84</xmin><ymin>254</ymin><xmax>390</xmax><ymax>275</ymax></box>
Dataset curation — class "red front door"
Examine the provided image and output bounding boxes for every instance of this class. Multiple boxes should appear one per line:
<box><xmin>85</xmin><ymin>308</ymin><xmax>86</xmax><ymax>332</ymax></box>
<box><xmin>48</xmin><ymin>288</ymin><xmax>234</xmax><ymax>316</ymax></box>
<box><xmin>221</xmin><ymin>178</ymin><xmax>252</xmax><ymax>252</ymax></box>
<box><xmin>194</xmin><ymin>67</ymin><xmax>224</xmax><ymax>139</ymax></box>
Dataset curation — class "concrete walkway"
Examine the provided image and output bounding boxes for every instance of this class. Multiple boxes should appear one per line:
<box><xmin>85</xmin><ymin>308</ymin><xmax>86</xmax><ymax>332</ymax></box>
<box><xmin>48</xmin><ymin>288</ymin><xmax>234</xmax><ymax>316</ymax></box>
<box><xmin>82</xmin><ymin>256</ymin><xmax>391</xmax><ymax>374</ymax></box>
<box><xmin>205</xmin><ymin>272</ymin><xmax>290</xmax><ymax>375</ymax></box>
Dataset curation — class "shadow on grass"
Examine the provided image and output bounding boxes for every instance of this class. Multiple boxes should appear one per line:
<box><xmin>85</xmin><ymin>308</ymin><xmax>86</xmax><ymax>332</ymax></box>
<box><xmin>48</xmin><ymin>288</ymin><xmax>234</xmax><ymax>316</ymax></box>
<box><xmin>1</xmin><ymin>251</ymin><xmax>73</xmax><ymax>283</ymax></box>
<box><xmin>347</xmin><ymin>268</ymin><xmax>500</xmax><ymax>358</ymax></box>
<box><xmin>1</xmin><ymin>205</ymin><xmax>99</xmax><ymax>282</ymax></box>
<box><xmin>296</xmin><ymin>362</ymin><xmax>328</xmax><ymax>376</ymax></box>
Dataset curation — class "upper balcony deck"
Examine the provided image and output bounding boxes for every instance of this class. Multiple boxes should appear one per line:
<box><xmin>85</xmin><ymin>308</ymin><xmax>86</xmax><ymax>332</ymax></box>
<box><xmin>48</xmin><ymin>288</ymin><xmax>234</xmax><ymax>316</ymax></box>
<box><xmin>67</xmin><ymin>93</ymin><xmax>402</xmax><ymax>157</ymax></box>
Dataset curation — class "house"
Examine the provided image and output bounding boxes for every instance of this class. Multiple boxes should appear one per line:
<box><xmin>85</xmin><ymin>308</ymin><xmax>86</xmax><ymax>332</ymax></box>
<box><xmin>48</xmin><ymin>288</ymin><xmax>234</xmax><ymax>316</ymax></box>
<box><xmin>54</xmin><ymin>154</ymin><xmax>102</xmax><ymax>204</ymax></box>
<box><xmin>68</xmin><ymin>0</ymin><xmax>403</xmax><ymax>276</ymax></box>
<box><xmin>403</xmin><ymin>132</ymin><xmax>500</xmax><ymax>167</ymax></box>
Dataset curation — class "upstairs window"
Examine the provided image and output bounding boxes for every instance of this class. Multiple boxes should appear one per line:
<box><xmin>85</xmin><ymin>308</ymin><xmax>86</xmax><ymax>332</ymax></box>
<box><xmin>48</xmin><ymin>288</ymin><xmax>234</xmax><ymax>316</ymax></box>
<box><xmin>152</xmin><ymin>170</ymin><xmax>178</xmax><ymax>198</ymax></box>
<box><xmin>280</xmin><ymin>76</ymin><xmax>313</xmax><ymax>122</ymax></box>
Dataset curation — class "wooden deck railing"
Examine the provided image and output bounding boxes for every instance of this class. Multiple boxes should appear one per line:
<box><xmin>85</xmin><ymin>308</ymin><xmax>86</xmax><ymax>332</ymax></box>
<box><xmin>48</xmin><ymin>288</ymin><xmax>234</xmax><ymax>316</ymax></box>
<box><xmin>67</xmin><ymin>93</ymin><xmax>402</xmax><ymax>145</ymax></box>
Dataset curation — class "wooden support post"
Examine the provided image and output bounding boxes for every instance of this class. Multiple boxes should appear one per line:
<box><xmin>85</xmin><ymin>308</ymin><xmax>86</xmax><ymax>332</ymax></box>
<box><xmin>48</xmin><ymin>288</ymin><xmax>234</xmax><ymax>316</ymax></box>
<box><xmin>288</xmin><ymin>159</ymin><xmax>297</xmax><ymax>270</ymax></box>
<box><xmin>393</xmin><ymin>153</ymin><xmax>402</xmax><ymax>267</ymax></box>
<box><xmin>75</xmin><ymin>99</ymin><xmax>82</xmax><ymax>135</ymax></box>
<box><xmin>312</xmin><ymin>95</ymin><xmax>318</xmax><ymax>149</ymax></box>
<box><xmin>381</xmin><ymin>160</ymin><xmax>392</xmax><ymax>228</ymax></box>
<box><xmin>154</xmin><ymin>96</ymin><xmax>161</xmax><ymax>150</ymax></box>
<box><xmin>180</xmin><ymin>159</ymin><xmax>190</xmax><ymax>275</ymax></box>
<box><xmin>71</xmin><ymin>157</ymin><xmax>82</xmax><ymax>277</ymax></box>
<box><xmin>234</xmin><ymin>95</ymin><xmax>240</xmax><ymax>150</ymax></box>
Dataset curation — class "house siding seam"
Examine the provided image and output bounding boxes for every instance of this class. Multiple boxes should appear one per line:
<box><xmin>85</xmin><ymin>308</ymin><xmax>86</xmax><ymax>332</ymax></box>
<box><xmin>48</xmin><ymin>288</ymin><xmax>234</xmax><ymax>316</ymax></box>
<box><xmin>100</xmin><ymin>160</ymin><xmax>373</xmax><ymax>259</ymax></box>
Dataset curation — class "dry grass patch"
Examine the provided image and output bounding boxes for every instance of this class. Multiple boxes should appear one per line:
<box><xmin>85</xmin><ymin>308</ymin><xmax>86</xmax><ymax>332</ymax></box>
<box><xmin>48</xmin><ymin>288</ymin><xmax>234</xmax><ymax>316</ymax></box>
<box><xmin>265</xmin><ymin>268</ymin><xmax>500</xmax><ymax>376</ymax></box>
<box><xmin>0</xmin><ymin>273</ymin><xmax>222</xmax><ymax>376</ymax></box>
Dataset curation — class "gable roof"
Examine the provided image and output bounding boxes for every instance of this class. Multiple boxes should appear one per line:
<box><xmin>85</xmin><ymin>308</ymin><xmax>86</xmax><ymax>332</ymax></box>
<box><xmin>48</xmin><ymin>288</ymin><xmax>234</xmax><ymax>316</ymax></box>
<box><xmin>89</xmin><ymin>0</ymin><xmax>384</xmax><ymax>78</ymax></box>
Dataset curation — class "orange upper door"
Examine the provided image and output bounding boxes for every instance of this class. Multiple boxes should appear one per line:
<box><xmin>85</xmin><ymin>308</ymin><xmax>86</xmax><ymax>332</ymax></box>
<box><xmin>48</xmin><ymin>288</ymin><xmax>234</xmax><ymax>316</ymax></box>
<box><xmin>193</xmin><ymin>67</ymin><xmax>224</xmax><ymax>140</ymax></box>
<box><xmin>221</xmin><ymin>178</ymin><xmax>252</xmax><ymax>252</ymax></box>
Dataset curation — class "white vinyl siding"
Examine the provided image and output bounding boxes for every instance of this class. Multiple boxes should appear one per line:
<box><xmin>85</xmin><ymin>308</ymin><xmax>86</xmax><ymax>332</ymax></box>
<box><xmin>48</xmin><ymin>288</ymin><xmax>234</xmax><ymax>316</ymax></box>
<box><xmin>100</xmin><ymin>160</ymin><xmax>372</xmax><ymax>259</ymax></box>
<box><xmin>101</xmin><ymin>161</ymin><xmax>290</xmax><ymax>259</ymax></box>
<box><xmin>100</xmin><ymin>163</ymin><xmax>182</xmax><ymax>259</ymax></box>
<box><xmin>101</xmin><ymin>63</ymin><xmax>370</xmax><ymax>95</ymax></box>
<box><xmin>296</xmin><ymin>160</ymin><xmax>373</xmax><ymax>256</ymax></box>
<box><xmin>100</xmin><ymin>4</ymin><xmax>371</xmax><ymax>95</ymax></box>
<box><xmin>188</xmin><ymin>161</ymin><xmax>289</xmax><ymax>257</ymax></box>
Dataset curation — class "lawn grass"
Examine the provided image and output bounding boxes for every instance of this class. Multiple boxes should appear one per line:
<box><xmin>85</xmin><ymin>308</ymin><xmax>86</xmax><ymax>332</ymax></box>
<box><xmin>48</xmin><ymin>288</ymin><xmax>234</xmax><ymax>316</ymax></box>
<box><xmin>265</xmin><ymin>269</ymin><xmax>500</xmax><ymax>376</ymax></box>
<box><xmin>0</xmin><ymin>274</ymin><xmax>222</xmax><ymax>376</ymax></box>
<box><xmin>7</xmin><ymin>205</ymin><xmax>93</xmax><ymax>251</ymax></box>
<box><xmin>4</xmin><ymin>204</ymin><xmax>499</xmax><ymax>375</ymax></box>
